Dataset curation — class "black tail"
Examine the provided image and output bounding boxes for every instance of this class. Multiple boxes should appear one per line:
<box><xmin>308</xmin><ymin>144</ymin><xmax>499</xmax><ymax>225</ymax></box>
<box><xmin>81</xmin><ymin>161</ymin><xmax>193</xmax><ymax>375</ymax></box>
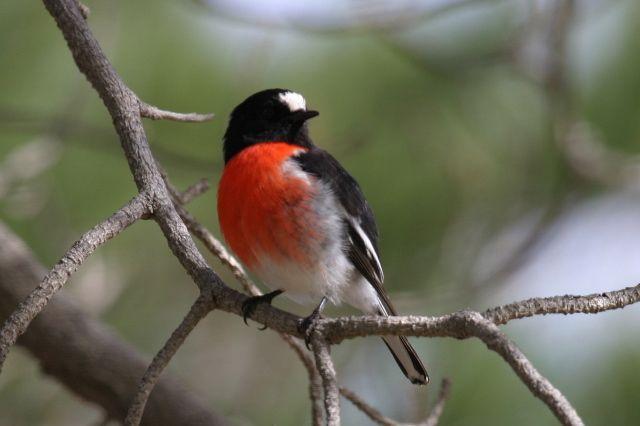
<box><xmin>382</xmin><ymin>335</ymin><xmax>429</xmax><ymax>385</ymax></box>
<box><xmin>369</xmin><ymin>292</ymin><xmax>428</xmax><ymax>385</ymax></box>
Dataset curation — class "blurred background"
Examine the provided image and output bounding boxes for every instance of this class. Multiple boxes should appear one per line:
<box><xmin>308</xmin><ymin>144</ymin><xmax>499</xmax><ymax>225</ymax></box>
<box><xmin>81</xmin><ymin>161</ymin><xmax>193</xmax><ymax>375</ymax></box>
<box><xmin>1</xmin><ymin>0</ymin><xmax>640</xmax><ymax>424</ymax></box>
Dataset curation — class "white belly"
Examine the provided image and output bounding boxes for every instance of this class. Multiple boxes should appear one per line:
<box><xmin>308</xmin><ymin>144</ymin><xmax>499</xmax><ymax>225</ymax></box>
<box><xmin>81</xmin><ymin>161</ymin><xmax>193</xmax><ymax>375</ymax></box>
<box><xmin>252</xmin><ymin>185</ymin><xmax>353</xmax><ymax>306</ymax></box>
<box><xmin>249</xmin><ymin>160</ymin><xmax>383</xmax><ymax>313</ymax></box>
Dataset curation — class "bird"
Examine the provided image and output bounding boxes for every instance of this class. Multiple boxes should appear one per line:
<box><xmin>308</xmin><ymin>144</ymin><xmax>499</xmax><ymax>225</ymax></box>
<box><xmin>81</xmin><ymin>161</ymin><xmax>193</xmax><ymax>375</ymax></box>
<box><xmin>217</xmin><ymin>88</ymin><xmax>428</xmax><ymax>385</ymax></box>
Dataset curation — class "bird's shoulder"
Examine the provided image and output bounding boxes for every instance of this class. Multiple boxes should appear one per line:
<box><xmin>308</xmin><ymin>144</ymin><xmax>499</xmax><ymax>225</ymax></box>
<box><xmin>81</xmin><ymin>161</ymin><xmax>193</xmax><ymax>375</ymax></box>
<box><xmin>293</xmin><ymin>147</ymin><xmax>377</xmax><ymax>237</ymax></box>
<box><xmin>293</xmin><ymin>147</ymin><xmax>375</xmax><ymax>227</ymax></box>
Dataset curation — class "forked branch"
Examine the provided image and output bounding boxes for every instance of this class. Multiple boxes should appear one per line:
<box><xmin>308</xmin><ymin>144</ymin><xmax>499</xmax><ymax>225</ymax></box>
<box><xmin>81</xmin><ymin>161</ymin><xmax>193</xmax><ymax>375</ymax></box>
<box><xmin>0</xmin><ymin>193</ymin><xmax>150</xmax><ymax>370</ymax></box>
<box><xmin>340</xmin><ymin>378</ymin><xmax>451</xmax><ymax>426</ymax></box>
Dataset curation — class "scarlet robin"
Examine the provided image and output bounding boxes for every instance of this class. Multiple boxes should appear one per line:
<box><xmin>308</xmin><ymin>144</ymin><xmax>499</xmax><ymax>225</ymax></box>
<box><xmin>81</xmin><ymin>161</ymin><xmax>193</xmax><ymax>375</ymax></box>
<box><xmin>217</xmin><ymin>89</ymin><xmax>428</xmax><ymax>385</ymax></box>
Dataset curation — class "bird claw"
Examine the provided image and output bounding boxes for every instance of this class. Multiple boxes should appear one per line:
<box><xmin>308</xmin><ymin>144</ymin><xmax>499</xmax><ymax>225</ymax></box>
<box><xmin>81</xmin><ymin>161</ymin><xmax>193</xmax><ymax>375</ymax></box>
<box><xmin>241</xmin><ymin>289</ymin><xmax>284</xmax><ymax>329</ymax></box>
<box><xmin>298</xmin><ymin>308</ymin><xmax>324</xmax><ymax>350</ymax></box>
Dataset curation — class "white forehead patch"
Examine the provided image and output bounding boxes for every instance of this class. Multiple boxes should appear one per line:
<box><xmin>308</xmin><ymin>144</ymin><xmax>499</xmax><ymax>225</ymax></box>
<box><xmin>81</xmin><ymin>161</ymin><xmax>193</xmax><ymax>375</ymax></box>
<box><xmin>278</xmin><ymin>91</ymin><xmax>306</xmax><ymax>112</ymax></box>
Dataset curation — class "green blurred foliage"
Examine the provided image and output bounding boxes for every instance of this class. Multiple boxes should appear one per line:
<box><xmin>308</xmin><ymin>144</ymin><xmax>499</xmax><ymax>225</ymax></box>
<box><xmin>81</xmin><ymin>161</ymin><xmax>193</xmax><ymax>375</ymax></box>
<box><xmin>1</xmin><ymin>0</ymin><xmax>640</xmax><ymax>425</ymax></box>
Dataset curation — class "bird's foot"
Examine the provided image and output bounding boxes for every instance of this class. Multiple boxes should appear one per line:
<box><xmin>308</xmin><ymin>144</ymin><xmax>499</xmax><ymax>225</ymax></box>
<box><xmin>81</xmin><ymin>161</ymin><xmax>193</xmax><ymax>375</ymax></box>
<box><xmin>241</xmin><ymin>289</ymin><xmax>284</xmax><ymax>330</ymax></box>
<box><xmin>298</xmin><ymin>297</ymin><xmax>327</xmax><ymax>349</ymax></box>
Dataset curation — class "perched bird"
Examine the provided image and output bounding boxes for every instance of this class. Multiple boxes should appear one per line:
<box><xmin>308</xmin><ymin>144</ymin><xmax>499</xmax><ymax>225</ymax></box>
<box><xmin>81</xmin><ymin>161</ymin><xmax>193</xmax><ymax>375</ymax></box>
<box><xmin>217</xmin><ymin>89</ymin><xmax>428</xmax><ymax>385</ymax></box>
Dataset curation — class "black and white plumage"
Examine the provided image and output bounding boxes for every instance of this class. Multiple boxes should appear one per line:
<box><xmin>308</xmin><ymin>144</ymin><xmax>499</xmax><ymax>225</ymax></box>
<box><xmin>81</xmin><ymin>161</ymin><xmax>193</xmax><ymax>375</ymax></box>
<box><xmin>295</xmin><ymin>147</ymin><xmax>428</xmax><ymax>385</ymax></box>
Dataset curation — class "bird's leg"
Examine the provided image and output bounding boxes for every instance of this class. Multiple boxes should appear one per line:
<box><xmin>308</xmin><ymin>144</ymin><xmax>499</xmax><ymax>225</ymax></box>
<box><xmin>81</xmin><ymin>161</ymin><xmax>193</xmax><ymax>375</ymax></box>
<box><xmin>298</xmin><ymin>297</ymin><xmax>327</xmax><ymax>349</ymax></box>
<box><xmin>241</xmin><ymin>289</ymin><xmax>284</xmax><ymax>329</ymax></box>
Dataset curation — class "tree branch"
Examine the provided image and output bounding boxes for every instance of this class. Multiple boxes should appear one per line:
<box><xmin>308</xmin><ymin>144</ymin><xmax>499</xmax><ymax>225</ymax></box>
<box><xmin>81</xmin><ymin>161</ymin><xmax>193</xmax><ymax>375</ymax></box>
<box><xmin>174</xmin><ymin>178</ymin><xmax>211</xmax><ymax>204</ymax></box>
<box><xmin>0</xmin><ymin>193</ymin><xmax>150</xmax><ymax>370</ymax></box>
<box><xmin>467</xmin><ymin>314</ymin><xmax>582</xmax><ymax>426</ymax></box>
<box><xmin>305</xmin><ymin>284</ymin><xmax>640</xmax><ymax>346</ymax></box>
<box><xmin>339</xmin><ymin>386</ymin><xmax>398</xmax><ymax>426</ymax></box>
<box><xmin>318</xmin><ymin>311</ymin><xmax>587</xmax><ymax>425</ymax></box>
<box><xmin>340</xmin><ymin>378</ymin><xmax>451</xmax><ymax>426</ymax></box>
<box><xmin>283</xmin><ymin>333</ymin><xmax>326</xmax><ymax>426</ymax></box>
<box><xmin>0</xmin><ymin>221</ymin><xmax>226</xmax><ymax>425</ymax></box>
<box><xmin>483</xmin><ymin>284</ymin><xmax>640</xmax><ymax>325</ymax></box>
<box><xmin>311</xmin><ymin>333</ymin><xmax>341</xmax><ymax>426</ymax></box>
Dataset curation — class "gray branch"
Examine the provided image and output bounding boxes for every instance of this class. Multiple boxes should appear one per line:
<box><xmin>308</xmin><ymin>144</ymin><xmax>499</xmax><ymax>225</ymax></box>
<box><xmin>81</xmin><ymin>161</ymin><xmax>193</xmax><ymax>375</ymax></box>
<box><xmin>0</xmin><ymin>221</ymin><xmax>225</xmax><ymax>425</ymax></box>
<box><xmin>172</xmin><ymin>178</ymin><xmax>211</xmax><ymax>205</ymax></box>
<box><xmin>339</xmin><ymin>386</ymin><xmax>398</xmax><ymax>426</ymax></box>
<box><xmin>484</xmin><ymin>284</ymin><xmax>640</xmax><ymax>325</ymax></box>
<box><xmin>468</xmin><ymin>314</ymin><xmax>582</xmax><ymax>426</ymax></box>
<box><xmin>311</xmin><ymin>334</ymin><xmax>340</xmax><ymax>426</ymax></box>
<box><xmin>318</xmin><ymin>311</ymin><xmax>586</xmax><ymax>425</ymax></box>
<box><xmin>0</xmin><ymin>193</ymin><xmax>149</xmax><ymax>369</ymax></box>
<box><xmin>339</xmin><ymin>378</ymin><xmax>451</xmax><ymax>426</ymax></box>
<box><xmin>318</xmin><ymin>284</ymin><xmax>640</xmax><ymax>344</ymax></box>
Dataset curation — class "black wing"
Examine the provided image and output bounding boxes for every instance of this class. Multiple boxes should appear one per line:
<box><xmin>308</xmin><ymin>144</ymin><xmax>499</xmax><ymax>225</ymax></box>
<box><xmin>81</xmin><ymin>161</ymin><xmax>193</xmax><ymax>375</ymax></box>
<box><xmin>295</xmin><ymin>147</ymin><xmax>397</xmax><ymax>315</ymax></box>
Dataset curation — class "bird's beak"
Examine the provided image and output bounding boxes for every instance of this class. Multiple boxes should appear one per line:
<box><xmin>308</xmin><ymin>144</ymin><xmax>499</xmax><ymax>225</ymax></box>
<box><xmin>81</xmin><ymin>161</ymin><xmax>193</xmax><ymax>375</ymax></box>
<box><xmin>290</xmin><ymin>110</ymin><xmax>319</xmax><ymax>123</ymax></box>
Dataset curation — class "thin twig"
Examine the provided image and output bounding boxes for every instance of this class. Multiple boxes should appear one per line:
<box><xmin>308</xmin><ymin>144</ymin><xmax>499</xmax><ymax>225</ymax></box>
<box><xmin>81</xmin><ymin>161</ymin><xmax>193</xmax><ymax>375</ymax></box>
<box><xmin>156</xmin><ymin>165</ymin><xmax>211</xmax><ymax>206</ymax></box>
<box><xmin>339</xmin><ymin>378</ymin><xmax>451</xmax><ymax>426</ymax></box>
<box><xmin>0</xmin><ymin>193</ymin><xmax>149</xmax><ymax>370</ymax></box>
<box><xmin>176</xmin><ymin>203</ymin><xmax>255</xmax><ymax>292</ymax></box>
<box><xmin>339</xmin><ymin>386</ymin><xmax>396</xmax><ymax>426</ymax></box>
<box><xmin>124</xmin><ymin>293</ymin><xmax>215</xmax><ymax>426</ymax></box>
<box><xmin>139</xmin><ymin>101</ymin><xmax>214</xmax><ymax>123</ymax></box>
<box><xmin>177</xmin><ymin>178</ymin><xmax>211</xmax><ymax>204</ymax></box>
<box><xmin>160</xmin><ymin>172</ymin><xmax>256</xmax><ymax>294</ymax></box>
<box><xmin>483</xmin><ymin>284</ymin><xmax>640</xmax><ymax>325</ymax></box>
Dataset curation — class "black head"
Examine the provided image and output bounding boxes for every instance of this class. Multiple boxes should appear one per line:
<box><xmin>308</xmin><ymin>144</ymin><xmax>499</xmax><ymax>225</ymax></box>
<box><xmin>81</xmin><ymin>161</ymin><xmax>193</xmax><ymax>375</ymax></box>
<box><xmin>223</xmin><ymin>88</ymin><xmax>319</xmax><ymax>163</ymax></box>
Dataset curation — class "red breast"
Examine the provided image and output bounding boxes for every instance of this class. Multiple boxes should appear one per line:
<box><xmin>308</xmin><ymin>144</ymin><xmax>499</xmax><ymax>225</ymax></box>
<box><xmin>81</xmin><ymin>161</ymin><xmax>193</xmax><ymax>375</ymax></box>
<box><xmin>218</xmin><ymin>142</ymin><xmax>319</xmax><ymax>270</ymax></box>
